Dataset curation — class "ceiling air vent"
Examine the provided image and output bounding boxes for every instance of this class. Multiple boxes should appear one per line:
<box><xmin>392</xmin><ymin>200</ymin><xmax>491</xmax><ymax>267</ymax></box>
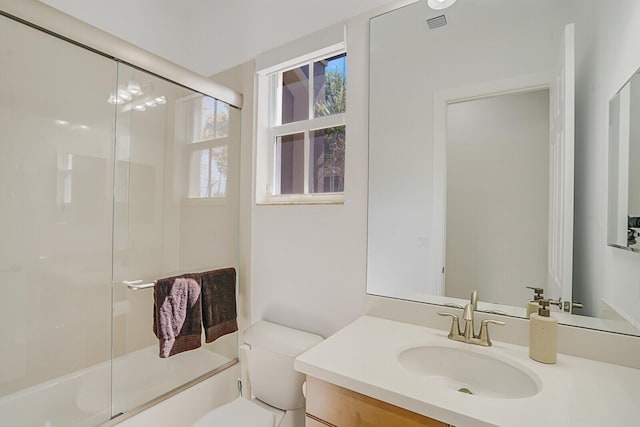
<box><xmin>426</xmin><ymin>15</ymin><xmax>447</xmax><ymax>30</ymax></box>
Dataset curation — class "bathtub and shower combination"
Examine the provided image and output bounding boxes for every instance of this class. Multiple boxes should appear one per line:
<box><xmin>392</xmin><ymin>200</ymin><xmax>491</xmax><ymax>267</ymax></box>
<box><xmin>0</xmin><ymin>346</ymin><xmax>234</xmax><ymax>426</ymax></box>
<box><xmin>0</xmin><ymin>1</ymin><xmax>243</xmax><ymax>425</ymax></box>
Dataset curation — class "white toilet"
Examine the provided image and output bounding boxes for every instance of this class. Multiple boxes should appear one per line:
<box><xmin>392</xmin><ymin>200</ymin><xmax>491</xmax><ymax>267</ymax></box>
<box><xmin>193</xmin><ymin>320</ymin><xmax>323</xmax><ymax>427</ymax></box>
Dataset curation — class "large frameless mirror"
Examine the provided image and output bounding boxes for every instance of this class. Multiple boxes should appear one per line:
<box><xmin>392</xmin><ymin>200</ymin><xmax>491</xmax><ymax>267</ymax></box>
<box><xmin>608</xmin><ymin>70</ymin><xmax>640</xmax><ymax>252</ymax></box>
<box><xmin>367</xmin><ymin>0</ymin><xmax>640</xmax><ymax>337</ymax></box>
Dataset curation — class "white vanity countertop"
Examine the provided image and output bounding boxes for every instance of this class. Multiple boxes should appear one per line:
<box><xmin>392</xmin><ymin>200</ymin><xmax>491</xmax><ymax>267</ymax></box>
<box><xmin>294</xmin><ymin>315</ymin><xmax>640</xmax><ymax>427</ymax></box>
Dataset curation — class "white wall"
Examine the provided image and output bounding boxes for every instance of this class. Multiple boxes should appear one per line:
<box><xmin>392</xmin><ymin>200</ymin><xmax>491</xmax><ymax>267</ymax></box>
<box><xmin>446</xmin><ymin>91</ymin><xmax>550</xmax><ymax>306</ymax></box>
<box><xmin>250</xmin><ymin>14</ymin><xmax>372</xmax><ymax>337</ymax></box>
<box><xmin>211</xmin><ymin>61</ymin><xmax>256</xmax><ymax>337</ymax></box>
<box><xmin>573</xmin><ymin>0</ymin><xmax>640</xmax><ymax>326</ymax></box>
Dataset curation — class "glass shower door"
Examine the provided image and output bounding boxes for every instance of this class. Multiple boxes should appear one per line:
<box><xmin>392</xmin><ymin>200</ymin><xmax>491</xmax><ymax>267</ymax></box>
<box><xmin>0</xmin><ymin>13</ymin><xmax>117</xmax><ymax>427</ymax></box>
<box><xmin>111</xmin><ymin>63</ymin><xmax>186</xmax><ymax>416</ymax></box>
<box><xmin>111</xmin><ymin>63</ymin><xmax>239</xmax><ymax>418</ymax></box>
<box><xmin>0</xmin><ymin>10</ymin><xmax>240</xmax><ymax>426</ymax></box>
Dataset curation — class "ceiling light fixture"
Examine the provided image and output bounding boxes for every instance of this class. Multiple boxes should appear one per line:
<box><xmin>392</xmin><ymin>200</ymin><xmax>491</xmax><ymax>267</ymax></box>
<box><xmin>107</xmin><ymin>94</ymin><xmax>126</xmax><ymax>105</ymax></box>
<box><xmin>427</xmin><ymin>0</ymin><xmax>457</xmax><ymax>10</ymax></box>
<box><xmin>117</xmin><ymin>90</ymin><xmax>131</xmax><ymax>102</ymax></box>
<box><xmin>133</xmin><ymin>104</ymin><xmax>146</xmax><ymax>112</ymax></box>
<box><xmin>126</xmin><ymin>81</ymin><xmax>143</xmax><ymax>95</ymax></box>
<box><xmin>155</xmin><ymin>96</ymin><xmax>167</xmax><ymax>105</ymax></box>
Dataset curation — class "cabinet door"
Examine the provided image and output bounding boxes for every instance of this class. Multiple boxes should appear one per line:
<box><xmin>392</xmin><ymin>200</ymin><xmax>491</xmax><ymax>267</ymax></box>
<box><xmin>305</xmin><ymin>376</ymin><xmax>450</xmax><ymax>427</ymax></box>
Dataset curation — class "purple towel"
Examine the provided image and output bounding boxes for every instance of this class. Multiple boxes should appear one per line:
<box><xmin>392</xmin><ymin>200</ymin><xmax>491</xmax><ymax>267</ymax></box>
<box><xmin>201</xmin><ymin>268</ymin><xmax>238</xmax><ymax>343</ymax></box>
<box><xmin>153</xmin><ymin>274</ymin><xmax>202</xmax><ymax>358</ymax></box>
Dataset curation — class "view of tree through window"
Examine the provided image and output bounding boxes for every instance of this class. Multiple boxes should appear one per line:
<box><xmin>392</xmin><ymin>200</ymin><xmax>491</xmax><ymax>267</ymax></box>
<box><xmin>186</xmin><ymin>95</ymin><xmax>230</xmax><ymax>199</ymax></box>
<box><xmin>272</xmin><ymin>52</ymin><xmax>346</xmax><ymax>197</ymax></box>
<box><xmin>200</xmin><ymin>97</ymin><xmax>229</xmax><ymax>140</ymax></box>
<box><xmin>311</xmin><ymin>125</ymin><xmax>345</xmax><ymax>193</ymax></box>
<box><xmin>314</xmin><ymin>53</ymin><xmax>346</xmax><ymax>117</ymax></box>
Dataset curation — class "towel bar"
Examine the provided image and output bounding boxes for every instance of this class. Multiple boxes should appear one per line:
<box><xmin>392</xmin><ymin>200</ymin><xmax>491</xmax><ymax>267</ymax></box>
<box><xmin>123</xmin><ymin>280</ymin><xmax>156</xmax><ymax>290</ymax></box>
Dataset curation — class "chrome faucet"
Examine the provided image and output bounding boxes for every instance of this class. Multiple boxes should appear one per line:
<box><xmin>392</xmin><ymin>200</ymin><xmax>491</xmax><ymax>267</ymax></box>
<box><xmin>438</xmin><ymin>290</ymin><xmax>505</xmax><ymax>347</ymax></box>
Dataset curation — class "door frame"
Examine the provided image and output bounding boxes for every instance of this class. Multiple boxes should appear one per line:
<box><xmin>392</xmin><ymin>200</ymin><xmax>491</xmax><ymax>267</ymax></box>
<box><xmin>432</xmin><ymin>73</ymin><xmax>553</xmax><ymax>296</ymax></box>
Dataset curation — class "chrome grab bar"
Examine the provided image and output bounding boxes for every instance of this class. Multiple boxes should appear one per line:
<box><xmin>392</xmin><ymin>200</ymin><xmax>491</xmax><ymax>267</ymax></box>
<box><xmin>123</xmin><ymin>280</ymin><xmax>156</xmax><ymax>290</ymax></box>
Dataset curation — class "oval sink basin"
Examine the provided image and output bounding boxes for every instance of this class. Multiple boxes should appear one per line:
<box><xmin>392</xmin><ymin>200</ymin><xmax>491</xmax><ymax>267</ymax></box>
<box><xmin>398</xmin><ymin>346</ymin><xmax>541</xmax><ymax>399</ymax></box>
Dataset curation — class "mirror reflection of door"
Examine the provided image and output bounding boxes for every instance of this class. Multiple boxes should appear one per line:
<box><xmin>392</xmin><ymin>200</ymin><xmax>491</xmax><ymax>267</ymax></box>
<box><xmin>445</xmin><ymin>90</ymin><xmax>550</xmax><ymax>306</ymax></box>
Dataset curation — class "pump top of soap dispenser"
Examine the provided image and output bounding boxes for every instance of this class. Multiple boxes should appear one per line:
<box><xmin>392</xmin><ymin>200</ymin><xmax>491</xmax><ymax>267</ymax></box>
<box><xmin>526</xmin><ymin>286</ymin><xmax>544</xmax><ymax>301</ymax></box>
<box><xmin>537</xmin><ymin>300</ymin><xmax>550</xmax><ymax>317</ymax></box>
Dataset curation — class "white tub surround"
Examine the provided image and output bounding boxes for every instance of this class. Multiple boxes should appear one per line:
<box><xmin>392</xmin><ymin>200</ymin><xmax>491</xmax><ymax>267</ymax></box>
<box><xmin>0</xmin><ymin>346</ymin><xmax>233</xmax><ymax>427</ymax></box>
<box><xmin>294</xmin><ymin>316</ymin><xmax>640</xmax><ymax>427</ymax></box>
<box><xmin>111</xmin><ymin>363</ymin><xmax>240</xmax><ymax>427</ymax></box>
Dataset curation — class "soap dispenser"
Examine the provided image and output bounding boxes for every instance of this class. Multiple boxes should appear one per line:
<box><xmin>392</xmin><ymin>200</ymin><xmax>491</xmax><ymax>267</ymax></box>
<box><xmin>526</xmin><ymin>286</ymin><xmax>544</xmax><ymax>318</ymax></box>
<box><xmin>529</xmin><ymin>300</ymin><xmax>558</xmax><ymax>364</ymax></box>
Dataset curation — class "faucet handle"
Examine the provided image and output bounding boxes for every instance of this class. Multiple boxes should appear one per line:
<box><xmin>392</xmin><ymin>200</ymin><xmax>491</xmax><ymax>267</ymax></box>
<box><xmin>438</xmin><ymin>312</ymin><xmax>461</xmax><ymax>338</ymax></box>
<box><xmin>478</xmin><ymin>319</ymin><xmax>506</xmax><ymax>347</ymax></box>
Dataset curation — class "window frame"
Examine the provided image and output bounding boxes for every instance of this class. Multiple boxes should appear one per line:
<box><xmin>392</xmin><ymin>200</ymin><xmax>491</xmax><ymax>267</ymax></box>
<box><xmin>257</xmin><ymin>44</ymin><xmax>347</xmax><ymax>205</ymax></box>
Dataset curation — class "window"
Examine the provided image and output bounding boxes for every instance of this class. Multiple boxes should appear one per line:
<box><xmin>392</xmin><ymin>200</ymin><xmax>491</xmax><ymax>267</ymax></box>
<box><xmin>183</xmin><ymin>95</ymin><xmax>230</xmax><ymax>199</ymax></box>
<box><xmin>261</xmin><ymin>50</ymin><xmax>346</xmax><ymax>203</ymax></box>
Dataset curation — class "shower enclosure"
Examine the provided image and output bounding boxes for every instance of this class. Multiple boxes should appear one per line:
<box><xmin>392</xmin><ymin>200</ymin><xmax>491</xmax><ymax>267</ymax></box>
<box><xmin>0</xmin><ymin>9</ymin><xmax>240</xmax><ymax>427</ymax></box>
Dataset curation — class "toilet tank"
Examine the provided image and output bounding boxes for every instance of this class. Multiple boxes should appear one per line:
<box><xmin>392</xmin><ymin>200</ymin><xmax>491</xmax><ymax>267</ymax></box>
<box><xmin>243</xmin><ymin>321</ymin><xmax>323</xmax><ymax>410</ymax></box>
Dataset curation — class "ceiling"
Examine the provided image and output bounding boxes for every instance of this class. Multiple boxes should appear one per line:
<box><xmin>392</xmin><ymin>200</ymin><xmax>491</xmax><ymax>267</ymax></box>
<box><xmin>39</xmin><ymin>0</ymin><xmax>402</xmax><ymax>77</ymax></box>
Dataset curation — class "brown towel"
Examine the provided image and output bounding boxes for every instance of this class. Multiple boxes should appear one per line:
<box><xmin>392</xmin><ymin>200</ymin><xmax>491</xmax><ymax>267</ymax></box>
<box><xmin>201</xmin><ymin>268</ymin><xmax>238</xmax><ymax>343</ymax></box>
<box><xmin>153</xmin><ymin>274</ymin><xmax>202</xmax><ymax>358</ymax></box>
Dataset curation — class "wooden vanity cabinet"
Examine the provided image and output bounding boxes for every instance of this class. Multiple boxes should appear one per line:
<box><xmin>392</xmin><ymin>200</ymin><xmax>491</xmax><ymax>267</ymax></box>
<box><xmin>304</xmin><ymin>376</ymin><xmax>452</xmax><ymax>427</ymax></box>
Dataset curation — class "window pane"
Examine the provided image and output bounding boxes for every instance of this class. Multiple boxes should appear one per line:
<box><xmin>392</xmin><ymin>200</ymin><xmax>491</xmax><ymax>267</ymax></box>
<box><xmin>314</xmin><ymin>53</ymin><xmax>346</xmax><ymax>118</ymax></box>
<box><xmin>210</xmin><ymin>146</ymin><xmax>228</xmax><ymax>197</ymax></box>
<box><xmin>310</xmin><ymin>126</ymin><xmax>345</xmax><ymax>193</ymax></box>
<box><xmin>281</xmin><ymin>65</ymin><xmax>309</xmax><ymax>124</ymax></box>
<box><xmin>275</xmin><ymin>133</ymin><xmax>305</xmax><ymax>194</ymax></box>
<box><xmin>200</xmin><ymin>96</ymin><xmax>216</xmax><ymax>140</ymax></box>
<box><xmin>188</xmin><ymin>148</ymin><xmax>210</xmax><ymax>198</ymax></box>
<box><xmin>189</xmin><ymin>96</ymin><xmax>229</xmax><ymax>142</ymax></box>
<box><xmin>215</xmin><ymin>100</ymin><xmax>230</xmax><ymax>138</ymax></box>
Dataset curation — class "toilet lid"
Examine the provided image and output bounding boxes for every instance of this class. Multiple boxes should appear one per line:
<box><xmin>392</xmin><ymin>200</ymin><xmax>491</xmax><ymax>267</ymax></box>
<box><xmin>192</xmin><ymin>398</ymin><xmax>275</xmax><ymax>427</ymax></box>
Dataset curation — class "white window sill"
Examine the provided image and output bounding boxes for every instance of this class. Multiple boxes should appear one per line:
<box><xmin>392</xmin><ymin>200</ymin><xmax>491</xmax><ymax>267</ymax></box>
<box><xmin>258</xmin><ymin>193</ymin><xmax>344</xmax><ymax>206</ymax></box>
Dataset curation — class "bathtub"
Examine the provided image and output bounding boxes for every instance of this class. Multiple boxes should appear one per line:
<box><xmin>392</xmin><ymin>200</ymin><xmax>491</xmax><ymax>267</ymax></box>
<box><xmin>0</xmin><ymin>346</ymin><xmax>233</xmax><ymax>427</ymax></box>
